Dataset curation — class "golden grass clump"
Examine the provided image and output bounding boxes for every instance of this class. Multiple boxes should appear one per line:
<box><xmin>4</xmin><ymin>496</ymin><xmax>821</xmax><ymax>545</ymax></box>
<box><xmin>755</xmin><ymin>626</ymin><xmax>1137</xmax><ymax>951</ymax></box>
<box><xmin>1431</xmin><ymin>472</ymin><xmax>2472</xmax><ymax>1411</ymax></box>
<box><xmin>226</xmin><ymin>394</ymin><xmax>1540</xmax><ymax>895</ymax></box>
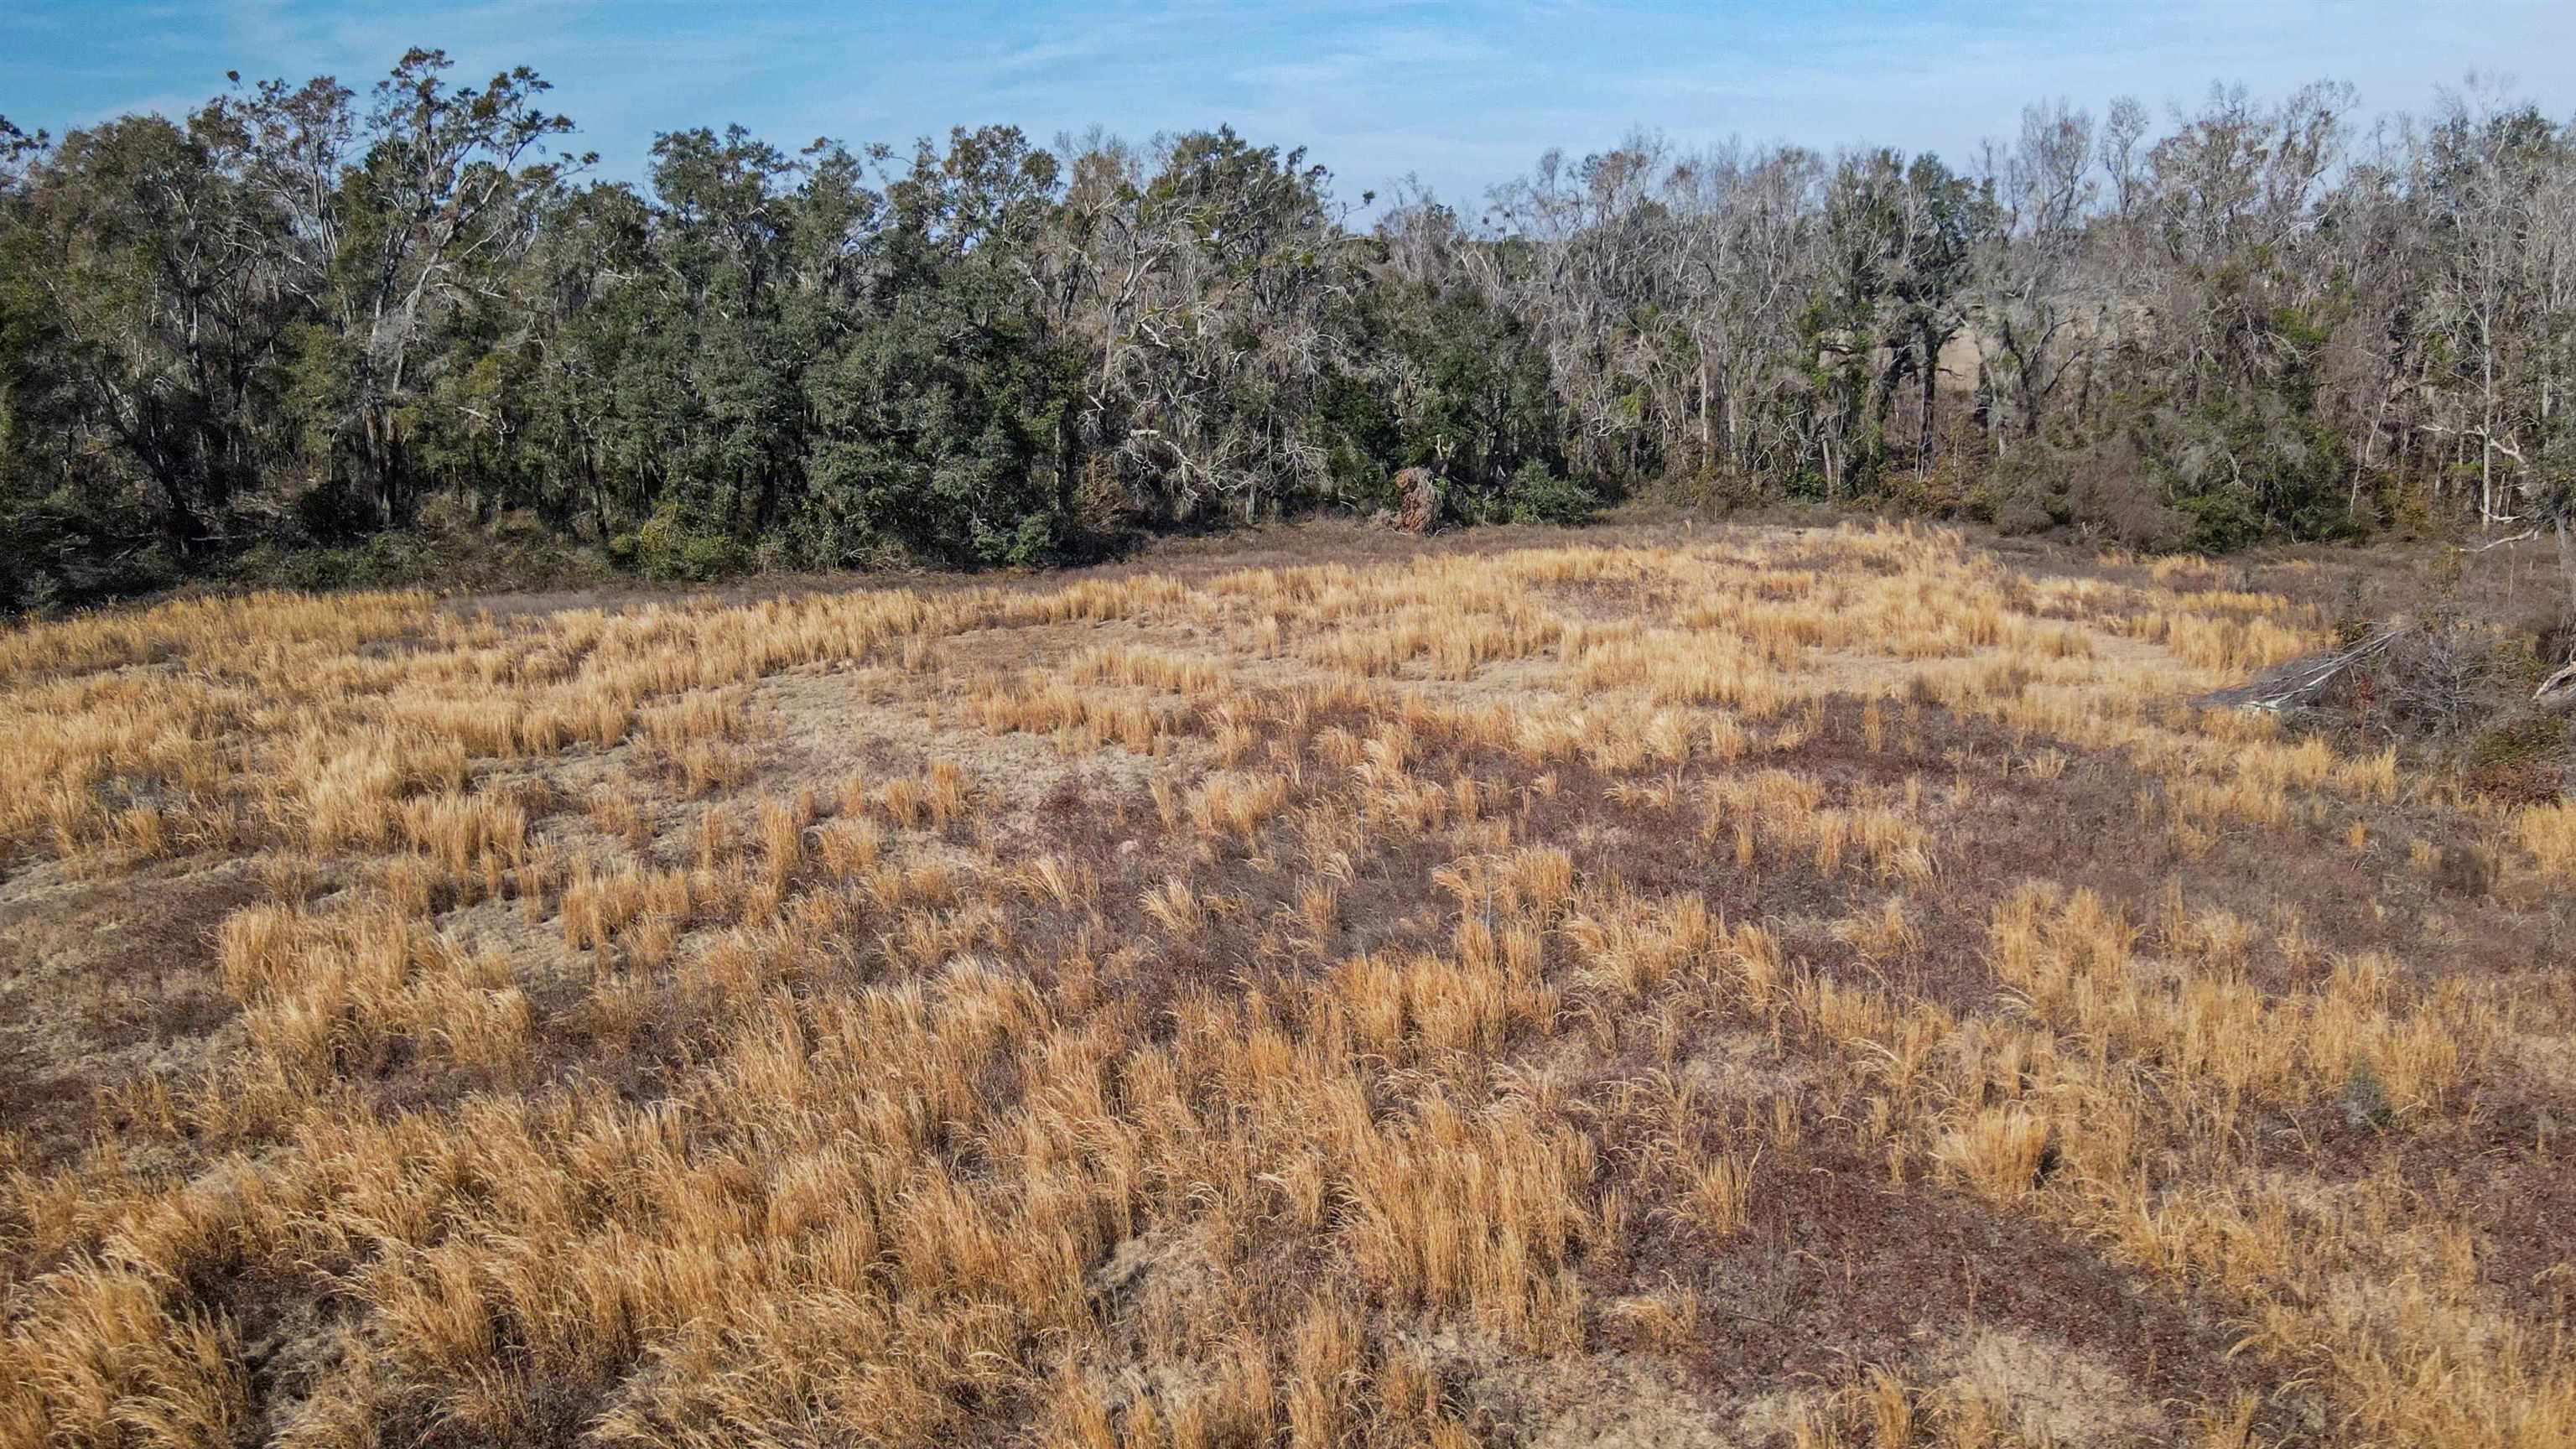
<box><xmin>1935</xmin><ymin>1106</ymin><xmax>2054</xmax><ymax>1199</ymax></box>
<box><xmin>2515</xmin><ymin>799</ymin><xmax>2576</xmax><ymax>878</ymax></box>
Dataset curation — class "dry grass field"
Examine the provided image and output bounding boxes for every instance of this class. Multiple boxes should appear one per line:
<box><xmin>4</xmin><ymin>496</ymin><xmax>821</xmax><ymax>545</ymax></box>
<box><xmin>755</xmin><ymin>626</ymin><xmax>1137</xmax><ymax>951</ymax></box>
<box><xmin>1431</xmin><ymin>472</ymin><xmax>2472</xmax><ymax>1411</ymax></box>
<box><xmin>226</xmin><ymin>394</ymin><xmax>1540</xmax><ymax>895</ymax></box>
<box><xmin>3</xmin><ymin>517</ymin><xmax>2573</xmax><ymax>1448</ymax></box>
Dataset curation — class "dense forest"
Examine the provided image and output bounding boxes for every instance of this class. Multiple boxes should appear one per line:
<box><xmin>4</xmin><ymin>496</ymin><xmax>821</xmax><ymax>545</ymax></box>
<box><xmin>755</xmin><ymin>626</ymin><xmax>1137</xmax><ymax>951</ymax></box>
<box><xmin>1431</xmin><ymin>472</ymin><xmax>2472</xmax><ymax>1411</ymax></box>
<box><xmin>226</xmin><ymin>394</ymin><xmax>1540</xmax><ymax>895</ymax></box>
<box><xmin>4</xmin><ymin>51</ymin><xmax>2575</xmax><ymax>609</ymax></box>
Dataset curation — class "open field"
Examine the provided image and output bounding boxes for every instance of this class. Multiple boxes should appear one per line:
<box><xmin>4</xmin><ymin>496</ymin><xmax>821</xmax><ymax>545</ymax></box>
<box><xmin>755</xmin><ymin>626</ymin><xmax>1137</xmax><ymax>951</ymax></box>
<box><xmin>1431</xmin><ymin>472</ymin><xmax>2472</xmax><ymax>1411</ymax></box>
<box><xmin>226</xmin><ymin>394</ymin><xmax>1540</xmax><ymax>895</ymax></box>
<box><xmin>2</xmin><ymin>517</ymin><xmax>2573</xmax><ymax>1449</ymax></box>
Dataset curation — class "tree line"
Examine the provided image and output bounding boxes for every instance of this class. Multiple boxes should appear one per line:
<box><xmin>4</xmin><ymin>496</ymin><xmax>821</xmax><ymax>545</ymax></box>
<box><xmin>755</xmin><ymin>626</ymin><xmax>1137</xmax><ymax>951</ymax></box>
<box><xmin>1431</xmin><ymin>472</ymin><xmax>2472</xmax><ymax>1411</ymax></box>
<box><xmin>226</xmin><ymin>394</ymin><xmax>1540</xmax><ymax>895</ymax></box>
<box><xmin>4</xmin><ymin>51</ymin><xmax>2575</xmax><ymax>609</ymax></box>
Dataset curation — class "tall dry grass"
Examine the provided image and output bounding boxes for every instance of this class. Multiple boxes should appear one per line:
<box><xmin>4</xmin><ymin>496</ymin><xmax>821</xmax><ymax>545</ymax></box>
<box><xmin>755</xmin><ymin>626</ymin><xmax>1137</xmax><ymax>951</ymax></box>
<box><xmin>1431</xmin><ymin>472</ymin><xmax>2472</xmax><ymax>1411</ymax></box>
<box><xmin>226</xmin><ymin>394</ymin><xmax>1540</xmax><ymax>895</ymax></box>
<box><xmin>4</xmin><ymin>519</ymin><xmax>2569</xmax><ymax>1449</ymax></box>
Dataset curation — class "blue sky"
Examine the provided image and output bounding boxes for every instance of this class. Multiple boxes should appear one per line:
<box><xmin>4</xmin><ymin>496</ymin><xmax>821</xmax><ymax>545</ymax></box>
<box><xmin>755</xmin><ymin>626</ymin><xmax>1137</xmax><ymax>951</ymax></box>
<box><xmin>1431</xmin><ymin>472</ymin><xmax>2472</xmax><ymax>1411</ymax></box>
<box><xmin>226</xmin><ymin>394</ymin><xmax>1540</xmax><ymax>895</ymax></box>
<box><xmin>6</xmin><ymin>1</ymin><xmax>2575</xmax><ymax>210</ymax></box>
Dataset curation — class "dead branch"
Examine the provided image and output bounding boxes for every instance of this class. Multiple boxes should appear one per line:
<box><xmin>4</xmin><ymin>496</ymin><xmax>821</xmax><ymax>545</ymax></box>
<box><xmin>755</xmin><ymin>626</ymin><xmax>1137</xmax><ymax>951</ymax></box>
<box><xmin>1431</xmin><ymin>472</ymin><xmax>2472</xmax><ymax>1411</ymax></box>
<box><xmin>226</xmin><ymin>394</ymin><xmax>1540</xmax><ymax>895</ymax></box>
<box><xmin>2194</xmin><ymin>626</ymin><xmax>2410</xmax><ymax>713</ymax></box>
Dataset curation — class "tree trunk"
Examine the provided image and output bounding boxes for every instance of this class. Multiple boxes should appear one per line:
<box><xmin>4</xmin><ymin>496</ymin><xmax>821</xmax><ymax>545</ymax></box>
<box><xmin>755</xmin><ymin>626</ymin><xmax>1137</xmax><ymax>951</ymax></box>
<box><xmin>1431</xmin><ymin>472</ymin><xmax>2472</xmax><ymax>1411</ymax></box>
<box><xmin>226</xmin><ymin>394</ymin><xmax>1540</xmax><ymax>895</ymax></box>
<box><xmin>1698</xmin><ymin>360</ymin><xmax>1712</xmax><ymax>460</ymax></box>
<box><xmin>2559</xmin><ymin>517</ymin><xmax>2576</xmax><ymax>626</ymax></box>
<box><xmin>1917</xmin><ymin>330</ymin><xmax>1940</xmax><ymax>467</ymax></box>
<box><xmin>154</xmin><ymin>467</ymin><xmax>204</xmax><ymax>561</ymax></box>
<box><xmin>2538</xmin><ymin>518</ymin><xmax>2576</xmax><ymax>709</ymax></box>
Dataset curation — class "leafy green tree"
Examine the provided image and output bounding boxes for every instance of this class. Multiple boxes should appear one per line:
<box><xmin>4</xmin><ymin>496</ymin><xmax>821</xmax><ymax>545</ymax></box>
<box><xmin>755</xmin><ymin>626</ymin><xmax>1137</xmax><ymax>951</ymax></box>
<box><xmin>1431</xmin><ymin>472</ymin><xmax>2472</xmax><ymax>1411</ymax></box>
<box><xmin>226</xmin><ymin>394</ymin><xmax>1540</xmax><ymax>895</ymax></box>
<box><xmin>1807</xmin><ymin>150</ymin><xmax>1983</xmax><ymax>494</ymax></box>
<box><xmin>319</xmin><ymin>49</ymin><xmax>584</xmax><ymax>525</ymax></box>
<box><xmin>7</xmin><ymin>110</ymin><xmax>288</xmax><ymax>568</ymax></box>
<box><xmin>806</xmin><ymin>127</ymin><xmax>1076</xmax><ymax>565</ymax></box>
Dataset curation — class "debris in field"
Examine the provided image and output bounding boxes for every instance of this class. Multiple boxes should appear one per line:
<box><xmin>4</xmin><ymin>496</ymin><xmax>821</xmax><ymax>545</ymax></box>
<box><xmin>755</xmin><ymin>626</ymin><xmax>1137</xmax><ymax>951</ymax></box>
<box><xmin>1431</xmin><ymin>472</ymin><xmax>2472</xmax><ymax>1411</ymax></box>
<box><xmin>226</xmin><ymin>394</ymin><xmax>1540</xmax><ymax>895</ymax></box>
<box><xmin>2194</xmin><ymin>625</ymin><xmax>2409</xmax><ymax>714</ymax></box>
<box><xmin>1393</xmin><ymin>466</ymin><xmax>1442</xmax><ymax>535</ymax></box>
<box><xmin>2537</xmin><ymin>656</ymin><xmax>2576</xmax><ymax>713</ymax></box>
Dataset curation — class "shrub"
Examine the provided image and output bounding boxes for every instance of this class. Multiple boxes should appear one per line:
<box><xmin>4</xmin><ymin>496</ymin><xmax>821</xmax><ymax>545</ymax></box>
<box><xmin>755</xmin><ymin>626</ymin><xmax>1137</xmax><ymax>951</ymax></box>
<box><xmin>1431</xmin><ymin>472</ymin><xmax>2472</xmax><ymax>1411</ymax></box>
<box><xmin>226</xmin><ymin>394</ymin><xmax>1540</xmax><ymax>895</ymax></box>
<box><xmin>1974</xmin><ymin>435</ymin><xmax>2188</xmax><ymax>548</ymax></box>
<box><xmin>236</xmin><ymin>532</ymin><xmax>437</xmax><ymax>591</ymax></box>
<box><xmin>1970</xmin><ymin>451</ymin><xmax>2060</xmax><ymax>536</ymax></box>
<box><xmin>236</xmin><ymin>506</ymin><xmax>616</xmax><ymax>593</ymax></box>
<box><xmin>2167</xmin><ymin>484</ymin><xmax>2265</xmax><ymax>553</ymax></box>
<box><xmin>2463</xmin><ymin>714</ymin><xmax>2570</xmax><ymax>806</ymax></box>
<box><xmin>2368</xmin><ymin>611</ymin><xmax>2493</xmax><ymax>741</ymax></box>
<box><xmin>2158</xmin><ymin>392</ymin><xmax>2361</xmax><ymax>549</ymax></box>
<box><xmin>974</xmin><ymin>511</ymin><xmax>1062</xmax><ymax>569</ymax></box>
<box><xmin>1498</xmin><ymin>462</ymin><xmax>1597</xmax><ymax>525</ymax></box>
<box><xmin>2340</xmin><ymin>1059</ymin><xmax>2394</xmax><ymax>1131</ymax></box>
<box><xmin>625</xmin><ymin>506</ymin><xmax>750</xmax><ymax>584</ymax></box>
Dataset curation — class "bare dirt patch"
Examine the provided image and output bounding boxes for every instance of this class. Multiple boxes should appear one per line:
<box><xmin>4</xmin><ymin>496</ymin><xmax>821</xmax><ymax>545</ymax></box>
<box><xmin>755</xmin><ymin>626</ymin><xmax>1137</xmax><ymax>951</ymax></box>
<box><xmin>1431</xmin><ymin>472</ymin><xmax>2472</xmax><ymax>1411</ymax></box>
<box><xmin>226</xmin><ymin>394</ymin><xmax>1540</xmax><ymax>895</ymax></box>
<box><xmin>0</xmin><ymin>855</ymin><xmax>261</xmax><ymax>1166</ymax></box>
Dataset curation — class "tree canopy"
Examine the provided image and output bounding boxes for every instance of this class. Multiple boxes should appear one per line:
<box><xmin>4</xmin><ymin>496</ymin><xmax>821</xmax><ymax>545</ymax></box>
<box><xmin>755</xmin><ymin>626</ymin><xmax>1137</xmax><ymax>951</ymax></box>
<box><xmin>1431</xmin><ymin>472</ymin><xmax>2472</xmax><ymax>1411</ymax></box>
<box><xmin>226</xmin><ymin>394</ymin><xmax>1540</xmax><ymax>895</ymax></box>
<box><xmin>7</xmin><ymin>60</ymin><xmax>2576</xmax><ymax>608</ymax></box>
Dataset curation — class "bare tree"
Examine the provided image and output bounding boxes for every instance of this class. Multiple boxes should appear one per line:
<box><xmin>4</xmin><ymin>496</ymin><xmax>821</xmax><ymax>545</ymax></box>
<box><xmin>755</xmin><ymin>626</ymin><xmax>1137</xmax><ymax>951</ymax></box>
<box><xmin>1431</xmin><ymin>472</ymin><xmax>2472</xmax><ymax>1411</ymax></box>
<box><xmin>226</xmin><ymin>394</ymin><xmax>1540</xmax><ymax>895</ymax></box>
<box><xmin>1976</xmin><ymin>100</ymin><xmax>2099</xmax><ymax>446</ymax></box>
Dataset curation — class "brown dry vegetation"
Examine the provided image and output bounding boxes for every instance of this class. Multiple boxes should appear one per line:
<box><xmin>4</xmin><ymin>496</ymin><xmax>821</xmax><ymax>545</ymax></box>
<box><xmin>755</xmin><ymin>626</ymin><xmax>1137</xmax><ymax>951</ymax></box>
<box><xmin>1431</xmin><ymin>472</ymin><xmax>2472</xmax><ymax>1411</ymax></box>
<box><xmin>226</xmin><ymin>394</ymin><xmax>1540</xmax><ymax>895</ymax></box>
<box><xmin>2</xmin><ymin>517</ymin><xmax>2571</xmax><ymax>1449</ymax></box>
